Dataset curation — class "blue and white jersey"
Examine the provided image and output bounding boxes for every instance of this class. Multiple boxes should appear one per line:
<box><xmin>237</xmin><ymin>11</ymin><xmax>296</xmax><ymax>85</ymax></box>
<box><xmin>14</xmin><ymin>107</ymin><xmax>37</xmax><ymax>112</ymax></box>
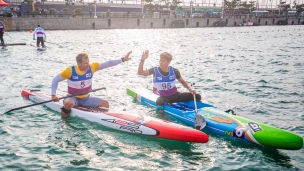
<box><xmin>153</xmin><ymin>66</ymin><xmax>177</xmax><ymax>96</ymax></box>
<box><xmin>67</xmin><ymin>66</ymin><xmax>93</xmax><ymax>95</ymax></box>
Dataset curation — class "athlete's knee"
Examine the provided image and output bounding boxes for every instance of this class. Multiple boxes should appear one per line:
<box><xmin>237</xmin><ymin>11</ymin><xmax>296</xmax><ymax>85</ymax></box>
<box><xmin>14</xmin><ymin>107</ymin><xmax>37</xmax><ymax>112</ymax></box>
<box><xmin>63</xmin><ymin>98</ymin><xmax>76</xmax><ymax>107</ymax></box>
<box><xmin>195</xmin><ymin>94</ymin><xmax>202</xmax><ymax>101</ymax></box>
<box><xmin>99</xmin><ymin>100</ymin><xmax>109</xmax><ymax>108</ymax></box>
<box><xmin>61</xmin><ymin>98</ymin><xmax>75</xmax><ymax>117</ymax></box>
<box><xmin>156</xmin><ymin>97</ymin><xmax>165</xmax><ymax>106</ymax></box>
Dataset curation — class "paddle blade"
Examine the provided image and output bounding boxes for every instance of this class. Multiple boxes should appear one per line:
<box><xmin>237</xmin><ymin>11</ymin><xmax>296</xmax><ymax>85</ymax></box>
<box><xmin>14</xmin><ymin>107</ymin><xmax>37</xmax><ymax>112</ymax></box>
<box><xmin>192</xmin><ymin>93</ymin><xmax>206</xmax><ymax>130</ymax></box>
<box><xmin>195</xmin><ymin>114</ymin><xmax>206</xmax><ymax>130</ymax></box>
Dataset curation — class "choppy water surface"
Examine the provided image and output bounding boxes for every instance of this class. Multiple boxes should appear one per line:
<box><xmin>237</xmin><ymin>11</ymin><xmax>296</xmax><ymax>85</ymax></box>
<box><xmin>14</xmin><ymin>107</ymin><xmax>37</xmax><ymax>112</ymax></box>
<box><xmin>0</xmin><ymin>26</ymin><xmax>303</xmax><ymax>170</ymax></box>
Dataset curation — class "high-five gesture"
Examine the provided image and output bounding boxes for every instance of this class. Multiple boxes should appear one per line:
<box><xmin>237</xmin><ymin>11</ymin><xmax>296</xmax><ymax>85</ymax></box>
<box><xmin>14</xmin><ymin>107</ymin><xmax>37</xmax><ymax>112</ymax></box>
<box><xmin>123</xmin><ymin>51</ymin><xmax>132</xmax><ymax>62</ymax></box>
<box><xmin>141</xmin><ymin>50</ymin><xmax>149</xmax><ymax>61</ymax></box>
<box><xmin>138</xmin><ymin>50</ymin><xmax>149</xmax><ymax>76</ymax></box>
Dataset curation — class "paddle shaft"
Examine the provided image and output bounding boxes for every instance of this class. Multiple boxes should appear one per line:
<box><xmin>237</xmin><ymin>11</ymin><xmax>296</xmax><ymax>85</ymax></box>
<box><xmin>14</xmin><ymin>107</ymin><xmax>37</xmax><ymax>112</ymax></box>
<box><xmin>4</xmin><ymin>87</ymin><xmax>106</xmax><ymax>114</ymax></box>
<box><xmin>193</xmin><ymin>93</ymin><xmax>198</xmax><ymax>114</ymax></box>
<box><xmin>5</xmin><ymin>32</ymin><xmax>12</xmax><ymax>39</ymax></box>
<box><xmin>45</xmin><ymin>41</ymin><xmax>59</xmax><ymax>45</ymax></box>
<box><xmin>191</xmin><ymin>83</ymin><xmax>198</xmax><ymax>114</ymax></box>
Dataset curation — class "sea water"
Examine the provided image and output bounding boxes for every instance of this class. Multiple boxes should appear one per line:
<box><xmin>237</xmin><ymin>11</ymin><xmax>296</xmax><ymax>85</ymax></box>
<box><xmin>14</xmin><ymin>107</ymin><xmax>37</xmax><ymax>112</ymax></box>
<box><xmin>0</xmin><ymin>26</ymin><xmax>303</xmax><ymax>170</ymax></box>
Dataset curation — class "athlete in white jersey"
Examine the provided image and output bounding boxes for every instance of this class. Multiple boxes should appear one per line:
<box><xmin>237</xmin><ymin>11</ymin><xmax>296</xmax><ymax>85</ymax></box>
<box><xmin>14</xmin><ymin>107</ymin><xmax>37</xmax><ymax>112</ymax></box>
<box><xmin>137</xmin><ymin>50</ymin><xmax>201</xmax><ymax>114</ymax></box>
<box><xmin>33</xmin><ymin>24</ymin><xmax>46</xmax><ymax>47</ymax></box>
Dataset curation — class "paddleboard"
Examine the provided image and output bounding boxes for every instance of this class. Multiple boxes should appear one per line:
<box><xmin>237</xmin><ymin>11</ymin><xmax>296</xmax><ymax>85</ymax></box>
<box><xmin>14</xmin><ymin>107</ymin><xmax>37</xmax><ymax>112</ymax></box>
<box><xmin>20</xmin><ymin>89</ymin><xmax>209</xmax><ymax>143</ymax></box>
<box><xmin>30</xmin><ymin>43</ymin><xmax>47</xmax><ymax>51</ymax></box>
<box><xmin>127</xmin><ymin>87</ymin><xmax>303</xmax><ymax>150</ymax></box>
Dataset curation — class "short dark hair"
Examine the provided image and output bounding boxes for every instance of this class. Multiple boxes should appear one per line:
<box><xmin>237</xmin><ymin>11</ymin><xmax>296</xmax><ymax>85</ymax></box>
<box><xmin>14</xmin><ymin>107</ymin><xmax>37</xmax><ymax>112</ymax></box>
<box><xmin>38</xmin><ymin>24</ymin><xmax>40</xmax><ymax>27</ymax></box>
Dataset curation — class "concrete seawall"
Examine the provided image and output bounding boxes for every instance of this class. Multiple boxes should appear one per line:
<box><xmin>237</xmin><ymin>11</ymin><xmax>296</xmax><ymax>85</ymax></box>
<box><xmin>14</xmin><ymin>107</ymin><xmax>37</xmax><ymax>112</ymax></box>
<box><xmin>2</xmin><ymin>16</ymin><xmax>303</xmax><ymax>31</ymax></box>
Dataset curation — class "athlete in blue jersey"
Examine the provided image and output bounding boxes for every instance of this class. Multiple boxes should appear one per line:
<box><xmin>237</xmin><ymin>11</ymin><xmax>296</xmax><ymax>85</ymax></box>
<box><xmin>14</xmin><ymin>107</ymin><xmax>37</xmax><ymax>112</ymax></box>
<box><xmin>51</xmin><ymin>51</ymin><xmax>132</xmax><ymax>118</ymax></box>
<box><xmin>138</xmin><ymin>50</ymin><xmax>201</xmax><ymax>114</ymax></box>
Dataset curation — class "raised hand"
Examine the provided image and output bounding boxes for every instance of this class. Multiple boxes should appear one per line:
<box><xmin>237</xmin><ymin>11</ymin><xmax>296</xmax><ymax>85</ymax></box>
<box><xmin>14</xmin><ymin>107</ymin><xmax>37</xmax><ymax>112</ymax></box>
<box><xmin>141</xmin><ymin>50</ymin><xmax>149</xmax><ymax>61</ymax></box>
<box><xmin>123</xmin><ymin>51</ymin><xmax>132</xmax><ymax>62</ymax></box>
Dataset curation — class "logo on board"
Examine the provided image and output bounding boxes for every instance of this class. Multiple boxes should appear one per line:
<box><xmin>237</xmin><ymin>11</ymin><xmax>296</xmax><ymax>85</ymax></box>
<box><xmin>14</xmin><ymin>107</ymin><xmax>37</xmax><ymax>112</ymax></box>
<box><xmin>233</xmin><ymin>127</ymin><xmax>247</xmax><ymax>139</ymax></box>
<box><xmin>247</xmin><ymin>122</ymin><xmax>262</xmax><ymax>133</ymax></box>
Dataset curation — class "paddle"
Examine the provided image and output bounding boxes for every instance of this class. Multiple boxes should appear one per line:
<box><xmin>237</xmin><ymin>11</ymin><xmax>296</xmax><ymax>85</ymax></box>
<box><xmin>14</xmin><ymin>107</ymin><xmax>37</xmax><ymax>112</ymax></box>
<box><xmin>45</xmin><ymin>41</ymin><xmax>60</xmax><ymax>45</ymax></box>
<box><xmin>4</xmin><ymin>87</ymin><xmax>106</xmax><ymax>114</ymax></box>
<box><xmin>5</xmin><ymin>32</ymin><xmax>12</xmax><ymax>39</ymax></box>
<box><xmin>191</xmin><ymin>83</ymin><xmax>206</xmax><ymax>130</ymax></box>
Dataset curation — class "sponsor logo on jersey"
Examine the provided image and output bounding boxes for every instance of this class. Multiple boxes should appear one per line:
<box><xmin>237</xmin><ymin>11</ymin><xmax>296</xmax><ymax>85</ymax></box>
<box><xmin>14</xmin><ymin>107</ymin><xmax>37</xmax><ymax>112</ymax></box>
<box><xmin>86</xmin><ymin>73</ymin><xmax>91</xmax><ymax>78</ymax></box>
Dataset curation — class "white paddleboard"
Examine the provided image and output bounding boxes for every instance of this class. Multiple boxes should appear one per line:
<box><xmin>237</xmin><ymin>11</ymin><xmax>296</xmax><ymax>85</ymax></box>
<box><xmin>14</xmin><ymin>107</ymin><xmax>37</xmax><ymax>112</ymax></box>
<box><xmin>30</xmin><ymin>43</ymin><xmax>48</xmax><ymax>51</ymax></box>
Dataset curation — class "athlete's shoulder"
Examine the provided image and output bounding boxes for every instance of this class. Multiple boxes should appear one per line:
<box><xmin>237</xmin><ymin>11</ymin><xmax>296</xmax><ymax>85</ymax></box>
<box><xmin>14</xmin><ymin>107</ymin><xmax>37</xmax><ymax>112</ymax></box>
<box><xmin>148</xmin><ymin>67</ymin><xmax>155</xmax><ymax>75</ymax></box>
<box><xmin>172</xmin><ymin>67</ymin><xmax>180</xmax><ymax>78</ymax></box>
<box><xmin>90</xmin><ymin>62</ymin><xmax>99</xmax><ymax>73</ymax></box>
<box><xmin>171</xmin><ymin>67</ymin><xmax>179</xmax><ymax>72</ymax></box>
<box><xmin>60</xmin><ymin>66</ymin><xmax>73</xmax><ymax>79</ymax></box>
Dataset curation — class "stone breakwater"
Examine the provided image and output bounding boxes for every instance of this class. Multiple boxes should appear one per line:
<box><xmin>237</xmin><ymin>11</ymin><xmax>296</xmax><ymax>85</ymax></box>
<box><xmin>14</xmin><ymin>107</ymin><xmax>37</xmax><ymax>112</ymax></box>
<box><xmin>2</xmin><ymin>16</ymin><xmax>303</xmax><ymax>31</ymax></box>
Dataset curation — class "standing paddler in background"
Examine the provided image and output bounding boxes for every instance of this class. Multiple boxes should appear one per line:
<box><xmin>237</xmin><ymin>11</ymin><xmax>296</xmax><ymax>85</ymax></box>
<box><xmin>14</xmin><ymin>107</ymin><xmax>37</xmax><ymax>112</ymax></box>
<box><xmin>137</xmin><ymin>50</ymin><xmax>201</xmax><ymax>114</ymax></box>
<box><xmin>33</xmin><ymin>24</ymin><xmax>46</xmax><ymax>48</ymax></box>
<box><xmin>51</xmin><ymin>51</ymin><xmax>132</xmax><ymax>119</ymax></box>
<box><xmin>0</xmin><ymin>19</ymin><xmax>5</xmax><ymax>45</ymax></box>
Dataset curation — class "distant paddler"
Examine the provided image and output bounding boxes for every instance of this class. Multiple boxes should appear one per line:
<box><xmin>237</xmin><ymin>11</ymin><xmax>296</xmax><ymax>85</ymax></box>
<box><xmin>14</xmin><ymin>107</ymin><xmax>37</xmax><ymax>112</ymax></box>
<box><xmin>0</xmin><ymin>19</ymin><xmax>5</xmax><ymax>45</ymax></box>
<box><xmin>33</xmin><ymin>24</ymin><xmax>46</xmax><ymax>48</ymax></box>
